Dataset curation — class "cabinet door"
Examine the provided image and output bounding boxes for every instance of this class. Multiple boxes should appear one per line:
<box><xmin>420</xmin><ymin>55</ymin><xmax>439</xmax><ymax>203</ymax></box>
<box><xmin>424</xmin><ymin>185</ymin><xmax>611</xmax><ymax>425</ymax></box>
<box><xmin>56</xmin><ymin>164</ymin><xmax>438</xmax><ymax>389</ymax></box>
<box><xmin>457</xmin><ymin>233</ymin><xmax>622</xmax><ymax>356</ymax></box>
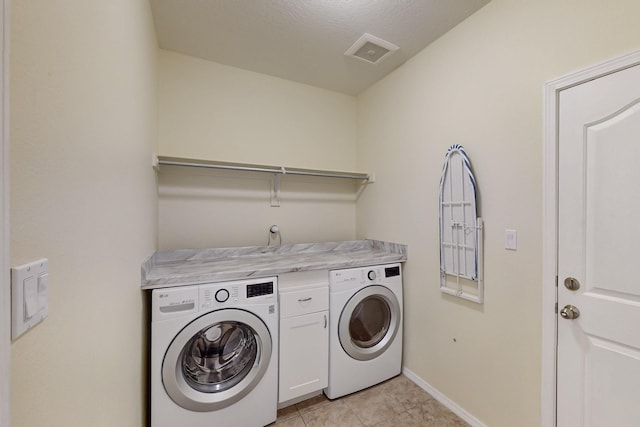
<box><xmin>279</xmin><ymin>310</ymin><xmax>328</xmax><ymax>403</ymax></box>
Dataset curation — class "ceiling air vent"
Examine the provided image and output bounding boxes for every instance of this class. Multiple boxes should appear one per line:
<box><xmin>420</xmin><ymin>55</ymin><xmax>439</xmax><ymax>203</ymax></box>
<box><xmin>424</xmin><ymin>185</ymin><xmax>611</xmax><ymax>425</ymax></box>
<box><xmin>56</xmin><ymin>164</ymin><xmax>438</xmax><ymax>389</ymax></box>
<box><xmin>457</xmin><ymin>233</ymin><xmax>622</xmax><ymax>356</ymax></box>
<box><xmin>345</xmin><ymin>33</ymin><xmax>399</xmax><ymax>64</ymax></box>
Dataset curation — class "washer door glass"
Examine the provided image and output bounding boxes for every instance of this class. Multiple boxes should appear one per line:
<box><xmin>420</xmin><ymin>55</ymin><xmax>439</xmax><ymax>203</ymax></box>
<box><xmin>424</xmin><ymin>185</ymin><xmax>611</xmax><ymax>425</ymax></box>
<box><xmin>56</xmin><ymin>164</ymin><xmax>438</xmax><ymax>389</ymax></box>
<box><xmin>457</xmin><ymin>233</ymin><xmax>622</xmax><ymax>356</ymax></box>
<box><xmin>163</xmin><ymin>309</ymin><xmax>272</xmax><ymax>412</ymax></box>
<box><xmin>182</xmin><ymin>321</ymin><xmax>257</xmax><ymax>393</ymax></box>
<box><xmin>339</xmin><ymin>285</ymin><xmax>400</xmax><ymax>361</ymax></box>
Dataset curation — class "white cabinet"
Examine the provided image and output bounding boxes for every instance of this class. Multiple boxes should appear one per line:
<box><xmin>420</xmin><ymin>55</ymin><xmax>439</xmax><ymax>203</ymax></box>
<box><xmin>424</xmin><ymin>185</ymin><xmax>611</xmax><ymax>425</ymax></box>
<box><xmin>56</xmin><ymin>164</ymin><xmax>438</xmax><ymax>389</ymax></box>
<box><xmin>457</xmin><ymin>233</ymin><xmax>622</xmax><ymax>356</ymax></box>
<box><xmin>279</xmin><ymin>310</ymin><xmax>328</xmax><ymax>403</ymax></box>
<box><xmin>278</xmin><ymin>272</ymin><xmax>329</xmax><ymax>405</ymax></box>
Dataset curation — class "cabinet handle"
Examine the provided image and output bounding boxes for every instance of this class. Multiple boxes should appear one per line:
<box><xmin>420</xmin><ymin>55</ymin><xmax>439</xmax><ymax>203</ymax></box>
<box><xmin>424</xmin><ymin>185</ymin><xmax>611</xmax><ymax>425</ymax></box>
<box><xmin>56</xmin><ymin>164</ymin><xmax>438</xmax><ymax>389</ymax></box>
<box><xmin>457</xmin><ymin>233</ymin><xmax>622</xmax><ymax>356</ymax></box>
<box><xmin>324</xmin><ymin>314</ymin><xmax>327</xmax><ymax>328</ymax></box>
<box><xmin>298</xmin><ymin>297</ymin><xmax>312</xmax><ymax>302</ymax></box>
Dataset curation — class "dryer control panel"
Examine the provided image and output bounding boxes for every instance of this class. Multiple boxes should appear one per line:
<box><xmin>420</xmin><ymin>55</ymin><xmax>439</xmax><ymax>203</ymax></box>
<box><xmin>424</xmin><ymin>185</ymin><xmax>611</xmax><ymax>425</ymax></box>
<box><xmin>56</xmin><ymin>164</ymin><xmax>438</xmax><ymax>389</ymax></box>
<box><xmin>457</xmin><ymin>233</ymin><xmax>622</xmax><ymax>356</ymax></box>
<box><xmin>384</xmin><ymin>265</ymin><xmax>401</xmax><ymax>278</ymax></box>
<box><xmin>330</xmin><ymin>263</ymin><xmax>402</xmax><ymax>290</ymax></box>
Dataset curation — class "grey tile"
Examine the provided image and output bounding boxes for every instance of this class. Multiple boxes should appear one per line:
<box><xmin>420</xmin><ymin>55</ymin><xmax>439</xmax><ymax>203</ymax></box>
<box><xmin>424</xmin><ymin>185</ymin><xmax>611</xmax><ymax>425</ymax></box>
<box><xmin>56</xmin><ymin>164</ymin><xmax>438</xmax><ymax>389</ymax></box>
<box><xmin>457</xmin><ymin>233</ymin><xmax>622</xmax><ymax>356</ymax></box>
<box><xmin>376</xmin><ymin>375</ymin><xmax>436</xmax><ymax>411</ymax></box>
<box><xmin>343</xmin><ymin>385</ymin><xmax>406</xmax><ymax>426</ymax></box>
<box><xmin>372</xmin><ymin>410</ymin><xmax>425</xmax><ymax>427</ymax></box>
<box><xmin>407</xmin><ymin>402</ymin><xmax>470</xmax><ymax>427</ymax></box>
<box><xmin>269</xmin><ymin>414</ymin><xmax>307</xmax><ymax>427</ymax></box>
<box><xmin>275</xmin><ymin>375</ymin><xmax>469</xmax><ymax>427</ymax></box>
<box><xmin>301</xmin><ymin>399</ymin><xmax>364</xmax><ymax>427</ymax></box>
<box><xmin>277</xmin><ymin>404</ymin><xmax>300</xmax><ymax>420</ymax></box>
<box><xmin>295</xmin><ymin>393</ymin><xmax>333</xmax><ymax>414</ymax></box>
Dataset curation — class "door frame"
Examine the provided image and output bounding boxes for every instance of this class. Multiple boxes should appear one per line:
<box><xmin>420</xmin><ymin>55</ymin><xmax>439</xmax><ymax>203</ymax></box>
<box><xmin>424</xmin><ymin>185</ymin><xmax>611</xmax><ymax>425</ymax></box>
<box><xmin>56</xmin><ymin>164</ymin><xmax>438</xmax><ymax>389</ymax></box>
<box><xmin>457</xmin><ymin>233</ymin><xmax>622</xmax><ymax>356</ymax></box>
<box><xmin>1</xmin><ymin>0</ymin><xmax>10</xmax><ymax>426</ymax></box>
<box><xmin>542</xmin><ymin>49</ymin><xmax>640</xmax><ymax>427</ymax></box>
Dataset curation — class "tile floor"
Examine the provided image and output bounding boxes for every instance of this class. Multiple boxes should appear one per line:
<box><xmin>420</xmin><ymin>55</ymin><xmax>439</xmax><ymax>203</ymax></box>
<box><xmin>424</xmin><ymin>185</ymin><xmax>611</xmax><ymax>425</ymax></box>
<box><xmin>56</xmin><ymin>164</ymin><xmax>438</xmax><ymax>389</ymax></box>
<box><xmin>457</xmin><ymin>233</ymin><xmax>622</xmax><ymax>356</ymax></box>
<box><xmin>270</xmin><ymin>374</ymin><xmax>469</xmax><ymax>427</ymax></box>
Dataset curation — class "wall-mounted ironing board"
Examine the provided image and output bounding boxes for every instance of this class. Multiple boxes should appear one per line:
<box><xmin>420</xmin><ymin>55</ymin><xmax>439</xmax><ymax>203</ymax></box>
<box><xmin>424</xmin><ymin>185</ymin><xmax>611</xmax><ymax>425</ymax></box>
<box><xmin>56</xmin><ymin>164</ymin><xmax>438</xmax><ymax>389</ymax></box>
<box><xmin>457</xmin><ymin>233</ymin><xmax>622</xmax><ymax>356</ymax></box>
<box><xmin>439</xmin><ymin>144</ymin><xmax>483</xmax><ymax>303</ymax></box>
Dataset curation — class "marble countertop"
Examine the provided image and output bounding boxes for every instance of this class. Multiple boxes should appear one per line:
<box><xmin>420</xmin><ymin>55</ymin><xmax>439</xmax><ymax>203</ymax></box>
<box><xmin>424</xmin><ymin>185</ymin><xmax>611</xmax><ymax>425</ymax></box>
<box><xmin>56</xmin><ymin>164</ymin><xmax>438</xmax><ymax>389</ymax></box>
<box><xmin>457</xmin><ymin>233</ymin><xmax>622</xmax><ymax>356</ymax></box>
<box><xmin>141</xmin><ymin>240</ymin><xmax>407</xmax><ymax>289</ymax></box>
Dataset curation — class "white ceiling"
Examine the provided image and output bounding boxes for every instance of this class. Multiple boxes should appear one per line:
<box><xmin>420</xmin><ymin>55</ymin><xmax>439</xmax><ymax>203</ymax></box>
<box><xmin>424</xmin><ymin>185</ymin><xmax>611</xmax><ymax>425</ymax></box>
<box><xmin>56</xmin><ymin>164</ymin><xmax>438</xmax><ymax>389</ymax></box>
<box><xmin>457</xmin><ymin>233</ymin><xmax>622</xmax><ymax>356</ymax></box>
<box><xmin>149</xmin><ymin>0</ymin><xmax>490</xmax><ymax>95</ymax></box>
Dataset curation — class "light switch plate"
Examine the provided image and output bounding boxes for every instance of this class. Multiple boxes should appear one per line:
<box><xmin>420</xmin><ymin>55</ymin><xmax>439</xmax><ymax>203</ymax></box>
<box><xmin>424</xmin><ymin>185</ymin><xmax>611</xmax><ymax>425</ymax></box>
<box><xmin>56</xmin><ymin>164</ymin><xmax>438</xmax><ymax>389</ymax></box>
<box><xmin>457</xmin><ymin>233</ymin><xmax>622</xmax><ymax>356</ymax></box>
<box><xmin>505</xmin><ymin>229</ymin><xmax>518</xmax><ymax>251</ymax></box>
<box><xmin>12</xmin><ymin>258</ymin><xmax>49</xmax><ymax>340</ymax></box>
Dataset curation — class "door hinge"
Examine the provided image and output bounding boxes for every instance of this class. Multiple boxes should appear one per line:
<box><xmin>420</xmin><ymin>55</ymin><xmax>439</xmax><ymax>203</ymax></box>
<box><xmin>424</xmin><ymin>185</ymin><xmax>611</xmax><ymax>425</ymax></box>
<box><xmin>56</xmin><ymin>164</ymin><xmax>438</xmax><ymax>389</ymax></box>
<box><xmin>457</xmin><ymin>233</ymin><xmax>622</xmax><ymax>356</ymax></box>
<box><xmin>555</xmin><ymin>302</ymin><xmax>558</xmax><ymax>314</ymax></box>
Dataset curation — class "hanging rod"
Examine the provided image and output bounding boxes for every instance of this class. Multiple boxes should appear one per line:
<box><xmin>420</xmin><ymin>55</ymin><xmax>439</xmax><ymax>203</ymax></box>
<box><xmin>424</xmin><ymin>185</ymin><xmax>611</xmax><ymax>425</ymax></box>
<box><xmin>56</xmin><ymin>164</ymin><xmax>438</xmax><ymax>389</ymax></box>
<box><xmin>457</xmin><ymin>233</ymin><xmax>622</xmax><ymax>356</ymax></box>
<box><xmin>155</xmin><ymin>155</ymin><xmax>372</xmax><ymax>182</ymax></box>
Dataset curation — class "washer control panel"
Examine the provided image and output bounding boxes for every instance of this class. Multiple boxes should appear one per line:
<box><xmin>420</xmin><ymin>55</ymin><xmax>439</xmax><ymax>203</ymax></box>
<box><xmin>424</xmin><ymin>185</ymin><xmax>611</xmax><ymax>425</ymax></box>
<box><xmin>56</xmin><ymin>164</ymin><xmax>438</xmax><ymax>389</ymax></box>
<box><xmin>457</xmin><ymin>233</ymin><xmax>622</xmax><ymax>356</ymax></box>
<box><xmin>199</xmin><ymin>277</ymin><xmax>276</xmax><ymax>310</ymax></box>
<box><xmin>200</xmin><ymin>285</ymin><xmax>240</xmax><ymax>309</ymax></box>
<box><xmin>247</xmin><ymin>281</ymin><xmax>274</xmax><ymax>298</ymax></box>
<box><xmin>152</xmin><ymin>286</ymin><xmax>199</xmax><ymax>320</ymax></box>
<box><xmin>152</xmin><ymin>277</ymin><xmax>278</xmax><ymax>320</ymax></box>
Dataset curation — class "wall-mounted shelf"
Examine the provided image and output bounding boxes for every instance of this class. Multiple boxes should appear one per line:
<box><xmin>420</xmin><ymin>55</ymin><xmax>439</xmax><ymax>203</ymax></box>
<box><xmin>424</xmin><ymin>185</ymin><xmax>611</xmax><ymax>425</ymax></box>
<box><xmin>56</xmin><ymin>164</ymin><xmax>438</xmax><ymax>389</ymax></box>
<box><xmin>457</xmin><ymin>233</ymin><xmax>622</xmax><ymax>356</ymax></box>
<box><xmin>154</xmin><ymin>155</ymin><xmax>373</xmax><ymax>207</ymax></box>
<box><xmin>154</xmin><ymin>155</ymin><xmax>372</xmax><ymax>182</ymax></box>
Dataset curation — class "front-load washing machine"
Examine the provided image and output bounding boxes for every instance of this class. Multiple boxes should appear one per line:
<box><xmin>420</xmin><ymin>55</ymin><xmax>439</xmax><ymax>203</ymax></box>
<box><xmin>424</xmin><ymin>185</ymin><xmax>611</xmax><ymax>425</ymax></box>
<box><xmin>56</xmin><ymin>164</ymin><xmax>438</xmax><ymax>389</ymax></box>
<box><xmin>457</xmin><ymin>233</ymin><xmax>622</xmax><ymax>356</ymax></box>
<box><xmin>325</xmin><ymin>263</ymin><xmax>403</xmax><ymax>399</ymax></box>
<box><xmin>151</xmin><ymin>277</ymin><xmax>279</xmax><ymax>427</ymax></box>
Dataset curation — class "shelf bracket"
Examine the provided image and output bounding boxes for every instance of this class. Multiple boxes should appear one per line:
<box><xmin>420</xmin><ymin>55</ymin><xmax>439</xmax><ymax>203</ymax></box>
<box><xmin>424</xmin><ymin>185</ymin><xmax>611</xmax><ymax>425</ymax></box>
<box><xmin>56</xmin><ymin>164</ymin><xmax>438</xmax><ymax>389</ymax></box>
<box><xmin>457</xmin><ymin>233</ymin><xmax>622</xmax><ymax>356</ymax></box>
<box><xmin>271</xmin><ymin>174</ymin><xmax>281</xmax><ymax>207</ymax></box>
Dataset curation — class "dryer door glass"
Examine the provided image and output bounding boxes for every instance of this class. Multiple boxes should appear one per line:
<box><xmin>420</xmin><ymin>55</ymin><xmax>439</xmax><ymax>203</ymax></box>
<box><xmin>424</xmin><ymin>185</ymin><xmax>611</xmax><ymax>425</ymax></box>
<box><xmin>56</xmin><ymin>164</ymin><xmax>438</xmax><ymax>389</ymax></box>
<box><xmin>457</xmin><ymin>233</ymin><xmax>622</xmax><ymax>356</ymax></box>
<box><xmin>181</xmin><ymin>321</ymin><xmax>258</xmax><ymax>393</ymax></box>
<box><xmin>339</xmin><ymin>285</ymin><xmax>400</xmax><ymax>361</ymax></box>
<box><xmin>349</xmin><ymin>296</ymin><xmax>391</xmax><ymax>348</ymax></box>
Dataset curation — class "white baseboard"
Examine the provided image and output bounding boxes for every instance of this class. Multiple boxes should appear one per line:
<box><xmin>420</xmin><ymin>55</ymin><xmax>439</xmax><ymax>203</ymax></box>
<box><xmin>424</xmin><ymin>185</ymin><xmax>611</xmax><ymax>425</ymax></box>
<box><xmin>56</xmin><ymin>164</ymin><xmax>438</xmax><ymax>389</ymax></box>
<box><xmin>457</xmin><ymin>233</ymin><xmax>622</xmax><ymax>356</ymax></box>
<box><xmin>402</xmin><ymin>367</ymin><xmax>487</xmax><ymax>427</ymax></box>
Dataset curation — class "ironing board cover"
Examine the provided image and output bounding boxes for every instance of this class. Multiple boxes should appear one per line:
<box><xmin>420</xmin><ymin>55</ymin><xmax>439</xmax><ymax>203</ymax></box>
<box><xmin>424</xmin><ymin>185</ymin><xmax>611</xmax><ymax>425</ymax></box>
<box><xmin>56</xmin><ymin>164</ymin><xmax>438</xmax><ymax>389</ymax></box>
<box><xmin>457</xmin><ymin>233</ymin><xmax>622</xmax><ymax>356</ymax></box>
<box><xmin>439</xmin><ymin>144</ymin><xmax>478</xmax><ymax>280</ymax></box>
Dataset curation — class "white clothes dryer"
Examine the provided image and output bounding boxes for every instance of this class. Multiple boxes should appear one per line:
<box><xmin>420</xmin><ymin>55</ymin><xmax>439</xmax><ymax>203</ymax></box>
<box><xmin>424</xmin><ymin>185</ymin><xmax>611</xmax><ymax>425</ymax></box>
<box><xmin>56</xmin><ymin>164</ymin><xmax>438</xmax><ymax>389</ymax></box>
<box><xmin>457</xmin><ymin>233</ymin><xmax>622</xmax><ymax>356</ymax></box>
<box><xmin>151</xmin><ymin>278</ymin><xmax>278</xmax><ymax>427</ymax></box>
<box><xmin>325</xmin><ymin>264</ymin><xmax>403</xmax><ymax>399</ymax></box>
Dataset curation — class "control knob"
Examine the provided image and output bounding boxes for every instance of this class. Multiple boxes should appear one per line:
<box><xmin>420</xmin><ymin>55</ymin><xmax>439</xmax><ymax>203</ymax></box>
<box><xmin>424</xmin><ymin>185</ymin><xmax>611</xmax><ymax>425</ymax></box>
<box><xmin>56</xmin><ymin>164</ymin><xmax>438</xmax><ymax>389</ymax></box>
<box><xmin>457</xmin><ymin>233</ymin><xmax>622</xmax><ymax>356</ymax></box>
<box><xmin>215</xmin><ymin>289</ymin><xmax>230</xmax><ymax>303</ymax></box>
<box><xmin>367</xmin><ymin>270</ymin><xmax>376</xmax><ymax>281</ymax></box>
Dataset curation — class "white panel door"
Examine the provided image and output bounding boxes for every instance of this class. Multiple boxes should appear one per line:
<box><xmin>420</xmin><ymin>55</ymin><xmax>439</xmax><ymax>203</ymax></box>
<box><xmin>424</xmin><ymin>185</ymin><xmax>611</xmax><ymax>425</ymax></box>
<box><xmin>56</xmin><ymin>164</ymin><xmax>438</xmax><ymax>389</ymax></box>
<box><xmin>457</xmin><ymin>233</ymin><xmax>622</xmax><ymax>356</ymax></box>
<box><xmin>558</xmin><ymin>63</ymin><xmax>640</xmax><ymax>426</ymax></box>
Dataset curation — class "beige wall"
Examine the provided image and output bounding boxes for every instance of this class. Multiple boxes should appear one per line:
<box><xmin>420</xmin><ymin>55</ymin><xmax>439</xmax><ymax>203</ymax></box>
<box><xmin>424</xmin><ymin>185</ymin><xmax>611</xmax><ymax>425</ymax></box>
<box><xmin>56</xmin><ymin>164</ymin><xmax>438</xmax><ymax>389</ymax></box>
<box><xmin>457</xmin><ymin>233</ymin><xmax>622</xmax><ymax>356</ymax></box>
<box><xmin>158</xmin><ymin>50</ymin><xmax>358</xmax><ymax>171</ymax></box>
<box><xmin>9</xmin><ymin>1</ymin><xmax>640</xmax><ymax>426</ymax></box>
<box><xmin>10</xmin><ymin>1</ymin><xmax>157</xmax><ymax>426</ymax></box>
<box><xmin>159</xmin><ymin>167</ymin><xmax>359</xmax><ymax>249</ymax></box>
<box><xmin>157</xmin><ymin>51</ymin><xmax>360</xmax><ymax>249</ymax></box>
<box><xmin>356</xmin><ymin>0</ymin><xmax>640</xmax><ymax>426</ymax></box>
